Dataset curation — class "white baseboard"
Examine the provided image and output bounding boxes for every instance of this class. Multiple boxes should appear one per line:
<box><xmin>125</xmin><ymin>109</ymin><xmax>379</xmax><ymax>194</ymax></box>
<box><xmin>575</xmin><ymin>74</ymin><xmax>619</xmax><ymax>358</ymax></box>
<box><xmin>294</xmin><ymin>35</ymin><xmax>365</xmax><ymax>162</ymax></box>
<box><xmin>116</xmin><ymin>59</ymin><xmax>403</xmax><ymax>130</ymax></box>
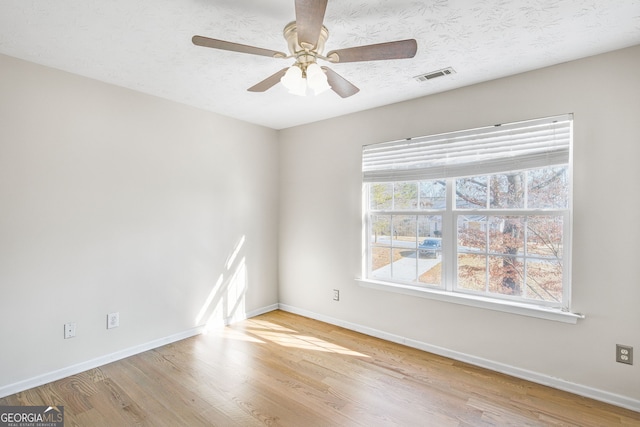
<box><xmin>0</xmin><ymin>326</ymin><xmax>203</xmax><ymax>399</ymax></box>
<box><xmin>245</xmin><ymin>303</ymin><xmax>279</xmax><ymax>320</ymax></box>
<box><xmin>278</xmin><ymin>304</ymin><xmax>640</xmax><ymax>413</ymax></box>
<box><xmin>0</xmin><ymin>303</ymin><xmax>280</xmax><ymax>399</ymax></box>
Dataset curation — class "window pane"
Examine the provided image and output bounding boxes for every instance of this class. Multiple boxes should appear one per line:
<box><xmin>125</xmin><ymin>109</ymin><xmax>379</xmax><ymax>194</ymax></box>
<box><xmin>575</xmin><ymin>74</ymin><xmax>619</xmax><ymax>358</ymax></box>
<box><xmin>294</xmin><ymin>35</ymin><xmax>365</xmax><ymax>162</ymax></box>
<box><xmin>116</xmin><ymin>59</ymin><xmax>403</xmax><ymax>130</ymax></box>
<box><xmin>488</xmin><ymin>256</ymin><xmax>524</xmax><ymax>297</ymax></box>
<box><xmin>457</xmin><ymin>254</ymin><xmax>486</xmax><ymax>292</ymax></box>
<box><xmin>418</xmin><ymin>258</ymin><xmax>442</xmax><ymax>287</ymax></box>
<box><xmin>456</xmin><ymin>176</ymin><xmax>487</xmax><ymax>209</ymax></box>
<box><xmin>370</xmin><ymin>183</ymin><xmax>393</xmax><ymax>210</ymax></box>
<box><xmin>392</xmin><ymin>215</ymin><xmax>417</xmax><ymax>247</ymax></box>
<box><xmin>488</xmin><ymin>216</ymin><xmax>525</xmax><ymax>255</ymax></box>
<box><xmin>418</xmin><ymin>215</ymin><xmax>443</xmax><ymax>287</ymax></box>
<box><xmin>418</xmin><ymin>215</ymin><xmax>442</xmax><ymax>240</ymax></box>
<box><xmin>393</xmin><ymin>182</ymin><xmax>419</xmax><ymax>210</ymax></box>
<box><xmin>527</xmin><ymin>167</ymin><xmax>568</xmax><ymax>209</ymax></box>
<box><xmin>527</xmin><ymin>216</ymin><xmax>564</xmax><ymax>258</ymax></box>
<box><xmin>490</xmin><ymin>172</ymin><xmax>525</xmax><ymax>209</ymax></box>
<box><xmin>458</xmin><ymin>215</ymin><xmax>486</xmax><ymax>253</ymax></box>
<box><xmin>371</xmin><ymin>247</ymin><xmax>392</xmax><ymax>280</ymax></box>
<box><xmin>391</xmin><ymin>249</ymin><xmax>418</xmax><ymax>282</ymax></box>
<box><xmin>419</xmin><ymin>180</ymin><xmax>446</xmax><ymax>209</ymax></box>
<box><xmin>371</xmin><ymin>215</ymin><xmax>391</xmax><ymax>246</ymax></box>
<box><xmin>525</xmin><ymin>259</ymin><xmax>563</xmax><ymax>303</ymax></box>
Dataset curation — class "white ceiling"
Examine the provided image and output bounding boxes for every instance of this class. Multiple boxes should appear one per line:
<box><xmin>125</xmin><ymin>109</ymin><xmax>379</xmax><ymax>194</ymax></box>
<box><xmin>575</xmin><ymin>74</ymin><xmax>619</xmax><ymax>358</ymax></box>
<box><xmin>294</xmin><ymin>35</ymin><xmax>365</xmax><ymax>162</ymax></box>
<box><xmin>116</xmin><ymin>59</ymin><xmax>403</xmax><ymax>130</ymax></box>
<box><xmin>1</xmin><ymin>1</ymin><xmax>639</xmax><ymax>129</ymax></box>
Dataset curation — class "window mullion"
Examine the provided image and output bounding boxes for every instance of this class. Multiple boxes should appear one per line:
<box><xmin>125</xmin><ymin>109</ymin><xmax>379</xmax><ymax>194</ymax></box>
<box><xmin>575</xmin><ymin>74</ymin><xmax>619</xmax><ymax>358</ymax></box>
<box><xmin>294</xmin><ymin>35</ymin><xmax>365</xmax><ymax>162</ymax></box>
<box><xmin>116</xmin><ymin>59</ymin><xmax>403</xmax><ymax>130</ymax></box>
<box><xmin>562</xmin><ymin>210</ymin><xmax>571</xmax><ymax>311</ymax></box>
<box><xmin>444</xmin><ymin>178</ymin><xmax>455</xmax><ymax>292</ymax></box>
<box><xmin>522</xmin><ymin>215</ymin><xmax>529</xmax><ymax>300</ymax></box>
<box><xmin>484</xmin><ymin>220</ymin><xmax>490</xmax><ymax>294</ymax></box>
<box><xmin>415</xmin><ymin>215</ymin><xmax>419</xmax><ymax>282</ymax></box>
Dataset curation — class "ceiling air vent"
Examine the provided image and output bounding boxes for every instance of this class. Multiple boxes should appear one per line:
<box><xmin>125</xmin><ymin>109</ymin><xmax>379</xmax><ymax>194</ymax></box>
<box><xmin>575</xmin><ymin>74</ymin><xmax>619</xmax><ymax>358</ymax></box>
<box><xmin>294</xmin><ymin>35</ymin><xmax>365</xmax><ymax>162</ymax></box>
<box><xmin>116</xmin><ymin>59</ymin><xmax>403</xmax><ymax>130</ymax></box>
<box><xmin>414</xmin><ymin>67</ymin><xmax>456</xmax><ymax>82</ymax></box>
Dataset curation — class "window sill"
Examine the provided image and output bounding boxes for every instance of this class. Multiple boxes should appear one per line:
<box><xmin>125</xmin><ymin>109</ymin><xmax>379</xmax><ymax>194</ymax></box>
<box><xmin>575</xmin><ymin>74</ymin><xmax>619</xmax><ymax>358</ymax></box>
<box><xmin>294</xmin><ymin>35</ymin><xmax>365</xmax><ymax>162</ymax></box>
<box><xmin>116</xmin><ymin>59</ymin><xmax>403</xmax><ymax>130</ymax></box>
<box><xmin>356</xmin><ymin>278</ymin><xmax>585</xmax><ymax>324</ymax></box>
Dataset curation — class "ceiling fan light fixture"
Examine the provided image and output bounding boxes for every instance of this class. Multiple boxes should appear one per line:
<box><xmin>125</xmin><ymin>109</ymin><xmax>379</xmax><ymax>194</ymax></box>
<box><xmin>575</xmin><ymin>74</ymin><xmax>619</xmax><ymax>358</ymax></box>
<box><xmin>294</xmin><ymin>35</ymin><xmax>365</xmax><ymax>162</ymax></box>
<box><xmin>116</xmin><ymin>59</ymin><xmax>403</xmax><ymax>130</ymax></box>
<box><xmin>306</xmin><ymin>63</ymin><xmax>331</xmax><ymax>95</ymax></box>
<box><xmin>280</xmin><ymin>63</ymin><xmax>330</xmax><ymax>96</ymax></box>
<box><xmin>281</xmin><ymin>64</ymin><xmax>302</xmax><ymax>86</ymax></box>
<box><xmin>280</xmin><ymin>65</ymin><xmax>306</xmax><ymax>96</ymax></box>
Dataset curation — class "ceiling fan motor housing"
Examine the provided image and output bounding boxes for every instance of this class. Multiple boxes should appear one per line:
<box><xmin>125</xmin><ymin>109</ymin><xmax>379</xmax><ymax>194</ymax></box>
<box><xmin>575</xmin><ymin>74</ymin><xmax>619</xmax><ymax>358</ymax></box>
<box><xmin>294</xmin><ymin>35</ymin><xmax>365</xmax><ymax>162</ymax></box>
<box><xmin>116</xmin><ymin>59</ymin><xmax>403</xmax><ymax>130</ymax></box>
<box><xmin>283</xmin><ymin>21</ymin><xmax>329</xmax><ymax>68</ymax></box>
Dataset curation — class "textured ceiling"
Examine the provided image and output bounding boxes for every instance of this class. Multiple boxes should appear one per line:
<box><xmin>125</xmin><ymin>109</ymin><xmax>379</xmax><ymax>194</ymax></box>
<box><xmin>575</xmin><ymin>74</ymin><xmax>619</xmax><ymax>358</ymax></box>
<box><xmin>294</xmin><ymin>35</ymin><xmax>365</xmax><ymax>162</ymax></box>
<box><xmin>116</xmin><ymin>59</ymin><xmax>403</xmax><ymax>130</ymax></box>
<box><xmin>1</xmin><ymin>0</ymin><xmax>639</xmax><ymax>129</ymax></box>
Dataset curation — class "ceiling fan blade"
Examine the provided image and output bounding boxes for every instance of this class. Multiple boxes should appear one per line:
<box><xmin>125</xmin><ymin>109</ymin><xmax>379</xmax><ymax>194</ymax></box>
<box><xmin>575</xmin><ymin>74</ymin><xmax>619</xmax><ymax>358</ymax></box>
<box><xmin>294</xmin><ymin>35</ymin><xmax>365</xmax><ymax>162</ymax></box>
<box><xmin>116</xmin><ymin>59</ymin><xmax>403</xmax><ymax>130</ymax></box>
<box><xmin>295</xmin><ymin>0</ymin><xmax>328</xmax><ymax>48</ymax></box>
<box><xmin>192</xmin><ymin>35</ymin><xmax>287</xmax><ymax>59</ymax></box>
<box><xmin>326</xmin><ymin>39</ymin><xmax>417</xmax><ymax>63</ymax></box>
<box><xmin>321</xmin><ymin>67</ymin><xmax>360</xmax><ymax>98</ymax></box>
<box><xmin>247</xmin><ymin>68</ymin><xmax>289</xmax><ymax>92</ymax></box>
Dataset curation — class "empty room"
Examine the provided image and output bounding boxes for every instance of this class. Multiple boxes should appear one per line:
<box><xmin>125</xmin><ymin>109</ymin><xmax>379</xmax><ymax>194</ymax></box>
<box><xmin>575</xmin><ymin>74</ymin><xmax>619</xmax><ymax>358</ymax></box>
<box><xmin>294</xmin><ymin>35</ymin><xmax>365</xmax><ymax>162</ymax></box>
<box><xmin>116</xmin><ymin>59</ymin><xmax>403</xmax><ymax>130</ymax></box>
<box><xmin>1</xmin><ymin>1</ymin><xmax>639</xmax><ymax>425</ymax></box>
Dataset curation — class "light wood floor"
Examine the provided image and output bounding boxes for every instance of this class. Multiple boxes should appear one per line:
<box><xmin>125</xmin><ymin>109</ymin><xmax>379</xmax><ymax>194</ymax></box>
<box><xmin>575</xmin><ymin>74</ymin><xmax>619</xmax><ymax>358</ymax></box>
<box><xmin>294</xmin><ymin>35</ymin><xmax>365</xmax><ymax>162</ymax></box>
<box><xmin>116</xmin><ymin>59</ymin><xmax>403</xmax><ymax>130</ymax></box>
<box><xmin>2</xmin><ymin>310</ymin><xmax>639</xmax><ymax>426</ymax></box>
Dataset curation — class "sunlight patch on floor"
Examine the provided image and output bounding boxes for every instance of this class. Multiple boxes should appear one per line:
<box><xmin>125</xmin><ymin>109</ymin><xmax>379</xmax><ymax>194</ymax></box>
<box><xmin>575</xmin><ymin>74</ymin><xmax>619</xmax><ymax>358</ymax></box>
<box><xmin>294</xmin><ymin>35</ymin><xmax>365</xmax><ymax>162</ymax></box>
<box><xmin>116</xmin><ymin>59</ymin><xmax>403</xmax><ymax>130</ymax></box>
<box><xmin>250</xmin><ymin>330</ymin><xmax>369</xmax><ymax>357</ymax></box>
<box><xmin>244</xmin><ymin>319</ymin><xmax>297</xmax><ymax>333</ymax></box>
<box><xmin>224</xmin><ymin>319</ymin><xmax>369</xmax><ymax>357</ymax></box>
<box><xmin>218</xmin><ymin>327</ymin><xmax>265</xmax><ymax>343</ymax></box>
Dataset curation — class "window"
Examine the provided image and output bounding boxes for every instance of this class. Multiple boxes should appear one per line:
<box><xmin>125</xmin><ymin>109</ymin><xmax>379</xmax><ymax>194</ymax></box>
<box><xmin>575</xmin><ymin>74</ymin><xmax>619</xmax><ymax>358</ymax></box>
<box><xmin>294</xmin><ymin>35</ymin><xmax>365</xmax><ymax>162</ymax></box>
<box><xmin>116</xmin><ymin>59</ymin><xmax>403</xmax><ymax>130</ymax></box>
<box><xmin>362</xmin><ymin>115</ymin><xmax>573</xmax><ymax>314</ymax></box>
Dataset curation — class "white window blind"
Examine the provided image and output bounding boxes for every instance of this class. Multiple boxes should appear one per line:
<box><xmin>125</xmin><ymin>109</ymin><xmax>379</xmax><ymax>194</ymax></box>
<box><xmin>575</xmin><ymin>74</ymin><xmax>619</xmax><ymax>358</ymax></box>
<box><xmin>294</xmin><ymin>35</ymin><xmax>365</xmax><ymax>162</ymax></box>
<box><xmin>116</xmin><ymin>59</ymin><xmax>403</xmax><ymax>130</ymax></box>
<box><xmin>362</xmin><ymin>114</ymin><xmax>572</xmax><ymax>182</ymax></box>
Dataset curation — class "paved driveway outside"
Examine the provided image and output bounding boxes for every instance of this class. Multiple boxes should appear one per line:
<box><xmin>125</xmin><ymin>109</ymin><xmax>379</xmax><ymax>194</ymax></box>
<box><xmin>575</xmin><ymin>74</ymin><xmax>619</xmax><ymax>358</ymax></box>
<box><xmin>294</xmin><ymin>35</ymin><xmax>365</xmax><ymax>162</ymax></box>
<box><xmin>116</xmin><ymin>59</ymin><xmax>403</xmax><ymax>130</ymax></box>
<box><xmin>372</xmin><ymin>252</ymin><xmax>440</xmax><ymax>282</ymax></box>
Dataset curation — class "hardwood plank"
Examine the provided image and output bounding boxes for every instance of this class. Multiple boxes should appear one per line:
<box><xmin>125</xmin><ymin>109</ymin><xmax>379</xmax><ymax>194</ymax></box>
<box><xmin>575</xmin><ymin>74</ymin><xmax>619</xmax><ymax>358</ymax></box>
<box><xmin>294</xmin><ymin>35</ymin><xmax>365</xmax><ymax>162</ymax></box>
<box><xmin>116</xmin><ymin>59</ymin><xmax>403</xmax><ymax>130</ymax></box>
<box><xmin>1</xmin><ymin>310</ymin><xmax>638</xmax><ymax>426</ymax></box>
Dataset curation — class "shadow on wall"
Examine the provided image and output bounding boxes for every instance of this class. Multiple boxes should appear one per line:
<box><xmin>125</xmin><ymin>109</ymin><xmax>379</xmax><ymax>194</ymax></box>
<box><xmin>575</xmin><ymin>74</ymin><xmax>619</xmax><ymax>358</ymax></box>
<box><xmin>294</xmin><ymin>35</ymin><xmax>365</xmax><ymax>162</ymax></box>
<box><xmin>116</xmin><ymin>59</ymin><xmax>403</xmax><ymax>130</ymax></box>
<box><xmin>195</xmin><ymin>235</ymin><xmax>247</xmax><ymax>331</ymax></box>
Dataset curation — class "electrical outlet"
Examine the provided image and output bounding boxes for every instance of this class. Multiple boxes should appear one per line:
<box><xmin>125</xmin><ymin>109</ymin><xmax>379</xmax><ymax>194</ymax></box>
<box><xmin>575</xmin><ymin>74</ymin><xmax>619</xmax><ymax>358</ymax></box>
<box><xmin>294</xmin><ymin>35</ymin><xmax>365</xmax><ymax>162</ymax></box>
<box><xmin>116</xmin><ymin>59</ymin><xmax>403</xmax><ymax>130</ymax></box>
<box><xmin>107</xmin><ymin>312</ymin><xmax>119</xmax><ymax>329</ymax></box>
<box><xmin>333</xmin><ymin>289</ymin><xmax>340</xmax><ymax>301</ymax></box>
<box><xmin>616</xmin><ymin>344</ymin><xmax>633</xmax><ymax>365</ymax></box>
<box><xmin>64</xmin><ymin>322</ymin><xmax>76</xmax><ymax>339</ymax></box>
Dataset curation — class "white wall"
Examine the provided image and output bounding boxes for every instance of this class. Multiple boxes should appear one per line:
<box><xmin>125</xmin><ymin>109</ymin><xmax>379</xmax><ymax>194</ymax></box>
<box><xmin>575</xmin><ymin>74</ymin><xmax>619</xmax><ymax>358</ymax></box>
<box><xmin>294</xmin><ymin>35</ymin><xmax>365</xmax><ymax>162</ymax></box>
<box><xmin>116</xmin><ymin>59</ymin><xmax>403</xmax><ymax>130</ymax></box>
<box><xmin>0</xmin><ymin>54</ymin><xmax>280</xmax><ymax>391</ymax></box>
<box><xmin>278</xmin><ymin>45</ymin><xmax>640</xmax><ymax>405</ymax></box>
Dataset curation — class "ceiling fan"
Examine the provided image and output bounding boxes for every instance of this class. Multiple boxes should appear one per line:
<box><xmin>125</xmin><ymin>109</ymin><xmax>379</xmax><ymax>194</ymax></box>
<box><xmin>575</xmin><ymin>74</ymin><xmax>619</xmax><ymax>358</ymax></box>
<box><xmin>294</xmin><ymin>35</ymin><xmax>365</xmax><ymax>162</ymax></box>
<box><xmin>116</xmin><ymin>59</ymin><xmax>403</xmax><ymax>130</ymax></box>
<box><xmin>192</xmin><ymin>0</ymin><xmax>417</xmax><ymax>98</ymax></box>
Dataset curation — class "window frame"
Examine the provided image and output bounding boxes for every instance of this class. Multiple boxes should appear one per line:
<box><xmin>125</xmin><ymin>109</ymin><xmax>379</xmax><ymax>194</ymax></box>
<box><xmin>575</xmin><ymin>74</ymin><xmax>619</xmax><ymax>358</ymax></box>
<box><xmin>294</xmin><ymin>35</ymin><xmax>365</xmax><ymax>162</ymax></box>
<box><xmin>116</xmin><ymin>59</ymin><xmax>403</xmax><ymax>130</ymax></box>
<box><xmin>359</xmin><ymin>115</ymin><xmax>583</xmax><ymax>323</ymax></box>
